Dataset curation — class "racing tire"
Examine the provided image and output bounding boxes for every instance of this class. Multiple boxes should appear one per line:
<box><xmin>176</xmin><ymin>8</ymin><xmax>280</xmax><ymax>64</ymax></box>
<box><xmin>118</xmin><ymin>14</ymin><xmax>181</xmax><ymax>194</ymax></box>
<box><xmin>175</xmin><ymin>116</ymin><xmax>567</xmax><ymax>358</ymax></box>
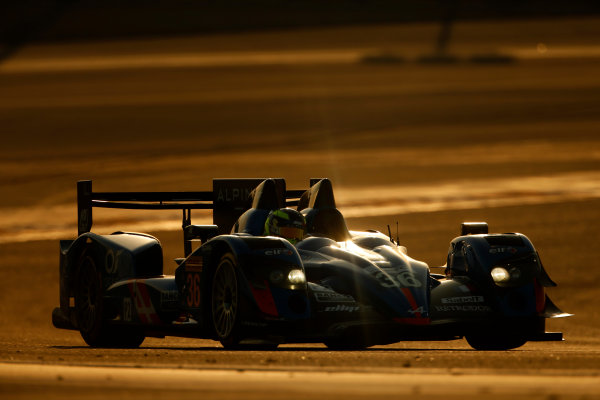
<box><xmin>75</xmin><ymin>255</ymin><xmax>110</xmax><ymax>347</ymax></box>
<box><xmin>211</xmin><ymin>253</ymin><xmax>243</xmax><ymax>349</ymax></box>
<box><xmin>75</xmin><ymin>254</ymin><xmax>145</xmax><ymax>348</ymax></box>
<box><xmin>110</xmin><ymin>328</ymin><xmax>145</xmax><ymax>349</ymax></box>
<box><xmin>323</xmin><ymin>327</ymin><xmax>371</xmax><ymax>350</ymax></box>
<box><xmin>465</xmin><ymin>334</ymin><xmax>527</xmax><ymax>351</ymax></box>
<box><xmin>236</xmin><ymin>341</ymin><xmax>279</xmax><ymax>351</ymax></box>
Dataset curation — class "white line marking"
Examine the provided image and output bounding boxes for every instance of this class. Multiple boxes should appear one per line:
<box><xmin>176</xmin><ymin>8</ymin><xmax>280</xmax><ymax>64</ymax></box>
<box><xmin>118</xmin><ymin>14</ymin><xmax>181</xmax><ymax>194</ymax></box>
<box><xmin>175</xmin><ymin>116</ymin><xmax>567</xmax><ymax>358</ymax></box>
<box><xmin>1</xmin><ymin>362</ymin><xmax>599</xmax><ymax>396</ymax></box>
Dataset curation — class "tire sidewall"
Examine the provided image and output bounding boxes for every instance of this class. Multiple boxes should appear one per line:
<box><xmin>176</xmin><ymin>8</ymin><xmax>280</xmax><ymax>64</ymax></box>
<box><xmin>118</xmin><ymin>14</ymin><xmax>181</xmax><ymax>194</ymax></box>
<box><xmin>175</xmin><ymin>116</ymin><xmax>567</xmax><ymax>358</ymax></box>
<box><xmin>75</xmin><ymin>254</ymin><xmax>106</xmax><ymax>346</ymax></box>
<box><xmin>465</xmin><ymin>334</ymin><xmax>527</xmax><ymax>350</ymax></box>
<box><xmin>211</xmin><ymin>253</ymin><xmax>242</xmax><ymax>348</ymax></box>
<box><xmin>75</xmin><ymin>252</ymin><xmax>145</xmax><ymax>348</ymax></box>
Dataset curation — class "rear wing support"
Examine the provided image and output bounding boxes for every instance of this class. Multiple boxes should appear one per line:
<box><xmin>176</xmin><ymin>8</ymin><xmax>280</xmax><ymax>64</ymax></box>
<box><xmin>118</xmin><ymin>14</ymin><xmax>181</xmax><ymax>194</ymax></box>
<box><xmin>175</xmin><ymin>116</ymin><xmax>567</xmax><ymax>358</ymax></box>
<box><xmin>76</xmin><ymin>179</ymin><xmax>307</xmax><ymax>254</ymax></box>
<box><xmin>77</xmin><ymin>180</ymin><xmax>214</xmax><ymax>236</ymax></box>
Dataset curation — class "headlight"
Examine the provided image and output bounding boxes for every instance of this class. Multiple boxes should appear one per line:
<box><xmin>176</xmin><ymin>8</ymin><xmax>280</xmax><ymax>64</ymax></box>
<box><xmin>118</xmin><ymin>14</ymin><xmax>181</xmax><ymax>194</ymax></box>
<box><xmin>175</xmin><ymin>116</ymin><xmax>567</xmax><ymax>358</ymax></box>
<box><xmin>288</xmin><ymin>269</ymin><xmax>306</xmax><ymax>284</ymax></box>
<box><xmin>491</xmin><ymin>267</ymin><xmax>510</xmax><ymax>284</ymax></box>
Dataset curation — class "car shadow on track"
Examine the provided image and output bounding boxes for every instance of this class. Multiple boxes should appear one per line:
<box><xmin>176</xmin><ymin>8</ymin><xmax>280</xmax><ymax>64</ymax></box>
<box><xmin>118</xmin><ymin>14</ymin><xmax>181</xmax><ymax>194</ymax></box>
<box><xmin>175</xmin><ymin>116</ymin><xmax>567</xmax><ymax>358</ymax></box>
<box><xmin>51</xmin><ymin>345</ymin><xmax>474</xmax><ymax>352</ymax></box>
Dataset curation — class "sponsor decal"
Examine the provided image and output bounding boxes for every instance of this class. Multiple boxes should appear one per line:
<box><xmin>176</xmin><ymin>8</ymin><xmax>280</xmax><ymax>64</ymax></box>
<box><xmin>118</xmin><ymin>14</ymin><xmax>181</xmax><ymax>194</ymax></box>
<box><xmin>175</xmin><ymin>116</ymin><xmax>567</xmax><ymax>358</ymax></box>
<box><xmin>123</xmin><ymin>298</ymin><xmax>133</xmax><ymax>322</ymax></box>
<box><xmin>127</xmin><ymin>281</ymin><xmax>161</xmax><ymax>324</ymax></box>
<box><xmin>489</xmin><ymin>247</ymin><xmax>518</xmax><ymax>254</ymax></box>
<box><xmin>401</xmin><ymin>287</ymin><xmax>425</xmax><ymax>318</ymax></box>
<box><xmin>105</xmin><ymin>249</ymin><xmax>126</xmax><ymax>275</ymax></box>
<box><xmin>434</xmin><ymin>305</ymin><xmax>492</xmax><ymax>312</ymax></box>
<box><xmin>324</xmin><ymin>305</ymin><xmax>360</xmax><ymax>312</ymax></box>
<box><xmin>441</xmin><ymin>296</ymin><xmax>485</xmax><ymax>304</ymax></box>
<box><xmin>407</xmin><ymin>306</ymin><xmax>425</xmax><ymax>314</ymax></box>
<box><xmin>241</xmin><ymin>321</ymin><xmax>268</xmax><ymax>327</ymax></box>
<box><xmin>314</xmin><ymin>292</ymin><xmax>355</xmax><ymax>303</ymax></box>
<box><xmin>161</xmin><ymin>290</ymin><xmax>179</xmax><ymax>305</ymax></box>
<box><xmin>186</xmin><ymin>272</ymin><xmax>201</xmax><ymax>308</ymax></box>
<box><xmin>105</xmin><ymin>250</ymin><xmax>116</xmax><ymax>274</ymax></box>
<box><xmin>365</xmin><ymin>265</ymin><xmax>422</xmax><ymax>288</ymax></box>
<box><xmin>264</xmin><ymin>249</ymin><xmax>293</xmax><ymax>256</ymax></box>
<box><xmin>216</xmin><ymin>187</ymin><xmax>253</xmax><ymax>203</ymax></box>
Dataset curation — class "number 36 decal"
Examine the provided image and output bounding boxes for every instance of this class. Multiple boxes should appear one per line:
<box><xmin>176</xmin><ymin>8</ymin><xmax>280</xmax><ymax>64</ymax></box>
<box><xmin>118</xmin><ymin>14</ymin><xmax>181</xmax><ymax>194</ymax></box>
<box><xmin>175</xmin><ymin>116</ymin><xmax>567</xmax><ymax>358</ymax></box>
<box><xmin>186</xmin><ymin>272</ymin><xmax>201</xmax><ymax>308</ymax></box>
<box><xmin>374</xmin><ymin>270</ymin><xmax>422</xmax><ymax>288</ymax></box>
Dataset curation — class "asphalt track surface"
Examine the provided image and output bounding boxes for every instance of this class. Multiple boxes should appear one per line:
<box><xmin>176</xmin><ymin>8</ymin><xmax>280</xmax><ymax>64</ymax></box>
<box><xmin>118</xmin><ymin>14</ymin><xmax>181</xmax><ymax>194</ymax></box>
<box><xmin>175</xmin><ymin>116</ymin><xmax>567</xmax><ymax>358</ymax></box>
<box><xmin>2</xmin><ymin>360</ymin><xmax>600</xmax><ymax>400</ymax></box>
<box><xmin>1</xmin><ymin>334</ymin><xmax>599</xmax><ymax>399</ymax></box>
<box><xmin>1</xmin><ymin>18</ymin><xmax>600</xmax><ymax>399</ymax></box>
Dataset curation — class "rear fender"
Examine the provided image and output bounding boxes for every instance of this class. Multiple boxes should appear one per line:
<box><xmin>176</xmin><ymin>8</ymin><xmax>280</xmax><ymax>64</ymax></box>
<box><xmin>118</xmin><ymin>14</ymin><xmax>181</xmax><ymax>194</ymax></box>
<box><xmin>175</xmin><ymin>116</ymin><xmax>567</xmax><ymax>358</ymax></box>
<box><xmin>58</xmin><ymin>232</ymin><xmax>162</xmax><ymax>321</ymax></box>
<box><xmin>60</xmin><ymin>233</ymin><xmax>109</xmax><ymax>303</ymax></box>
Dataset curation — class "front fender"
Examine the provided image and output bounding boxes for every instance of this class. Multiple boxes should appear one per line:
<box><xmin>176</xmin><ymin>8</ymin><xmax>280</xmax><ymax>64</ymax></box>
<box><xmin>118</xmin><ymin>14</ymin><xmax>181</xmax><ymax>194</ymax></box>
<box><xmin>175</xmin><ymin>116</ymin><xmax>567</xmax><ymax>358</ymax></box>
<box><xmin>446</xmin><ymin>233</ymin><xmax>565</xmax><ymax>318</ymax></box>
<box><xmin>313</xmin><ymin>245</ymin><xmax>430</xmax><ymax>322</ymax></box>
<box><xmin>198</xmin><ymin>235</ymin><xmax>305</xmax><ymax>285</ymax></box>
<box><xmin>177</xmin><ymin>235</ymin><xmax>310</xmax><ymax>324</ymax></box>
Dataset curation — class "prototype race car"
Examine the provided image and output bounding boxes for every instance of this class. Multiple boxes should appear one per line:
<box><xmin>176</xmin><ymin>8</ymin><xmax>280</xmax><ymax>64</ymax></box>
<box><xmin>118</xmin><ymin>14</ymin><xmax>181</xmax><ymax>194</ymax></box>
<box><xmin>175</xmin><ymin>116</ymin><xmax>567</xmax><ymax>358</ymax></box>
<box><xmin>52</xmin><ymin>178</ymin><xmax>569</xmax><ymax>350</ymax></box>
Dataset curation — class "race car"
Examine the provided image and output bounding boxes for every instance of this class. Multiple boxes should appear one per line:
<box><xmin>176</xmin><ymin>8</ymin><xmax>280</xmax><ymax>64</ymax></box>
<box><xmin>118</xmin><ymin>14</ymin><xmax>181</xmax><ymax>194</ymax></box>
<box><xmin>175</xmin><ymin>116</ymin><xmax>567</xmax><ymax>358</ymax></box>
<box><xmin>52</xmin><ymin>178</ymin><xmax>569</xmax><ymax>350</ymax></box>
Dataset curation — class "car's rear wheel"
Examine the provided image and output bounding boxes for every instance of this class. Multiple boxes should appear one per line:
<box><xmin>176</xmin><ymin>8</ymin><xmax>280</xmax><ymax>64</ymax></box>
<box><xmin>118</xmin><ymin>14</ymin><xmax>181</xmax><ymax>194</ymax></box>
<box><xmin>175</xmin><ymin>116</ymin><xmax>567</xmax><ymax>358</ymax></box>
<box><xmin>75</xmin><ymin>255</ymin><xmax>109</xmax><ymax>347</ymax></box>
<box><xmin>75</xmin><ymin>254</ymin><xmax>145</xmax><ymax>348</ymax></box>
<box><xmin>465</xmin><ymin>334</ymin><xmax>527</xmax><ymax>350</ymax></box>
<box><xmin>211</xmin><ymin>253</ymin><xmax>242</xmax><ymax>348</ymax></box>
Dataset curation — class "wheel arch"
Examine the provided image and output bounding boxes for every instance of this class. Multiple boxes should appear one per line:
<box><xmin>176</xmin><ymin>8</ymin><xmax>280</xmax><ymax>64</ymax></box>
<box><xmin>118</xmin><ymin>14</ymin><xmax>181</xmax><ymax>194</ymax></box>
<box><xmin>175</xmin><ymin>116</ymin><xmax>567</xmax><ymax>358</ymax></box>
<box><xmin>200</xmin><ymin>234</ymin><xmax>300</xmax><ymax>277</ymax></box>
<box><xmin>196</xmin><ymin>235</ymin><xmax>303</xmax><ymax>340</ymax></box>
<box><xmin>200</xmin><ymin>236</ymin><xmax>243</xmax><ymax>282</ymax></box>
<box><xmin>61</xmin><ymin>232</ymin><xmax>163</xmax><ymax>313</ymax></box>
<box><xmin>192</xmin><ymin>237</ymin><xmax>240</xmax><ymax>337</ymax></box>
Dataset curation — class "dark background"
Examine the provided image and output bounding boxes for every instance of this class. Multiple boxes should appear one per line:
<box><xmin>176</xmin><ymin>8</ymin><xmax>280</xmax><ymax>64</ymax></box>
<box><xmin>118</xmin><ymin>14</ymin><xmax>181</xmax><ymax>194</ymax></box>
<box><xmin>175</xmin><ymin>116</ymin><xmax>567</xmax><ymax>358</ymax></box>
<box><xmin>3</xmin><ymin>0</ymin><xmax>600</xmax><ymax>45</ymax></box>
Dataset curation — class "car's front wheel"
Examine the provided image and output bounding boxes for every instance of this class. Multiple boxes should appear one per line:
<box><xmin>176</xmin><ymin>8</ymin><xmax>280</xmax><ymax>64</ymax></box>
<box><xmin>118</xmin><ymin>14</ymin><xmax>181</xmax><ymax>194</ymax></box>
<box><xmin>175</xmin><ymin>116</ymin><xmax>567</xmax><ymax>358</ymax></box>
<box><xmin>465</xmin><ymin>334</ymin><xmax>527</xmax><ymax>350</ymax></box>
<box><xmin>211</xmin><ymin>253</ymin><xmax>242</xmax><ymax>348</ymax></box>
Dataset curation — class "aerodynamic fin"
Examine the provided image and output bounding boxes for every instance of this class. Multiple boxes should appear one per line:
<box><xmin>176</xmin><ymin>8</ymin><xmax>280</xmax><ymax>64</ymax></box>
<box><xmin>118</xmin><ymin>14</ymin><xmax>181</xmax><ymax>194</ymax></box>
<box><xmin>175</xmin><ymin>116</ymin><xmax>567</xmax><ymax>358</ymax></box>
<box><xmin>537</xmin><ymin>254</ymin><xmax>558</xmax><ymax>287</ymax></box>
<box><xmin>543</xmin><ymin>295</ymin><xmax>572</xmax><ymax>318</ymax></box>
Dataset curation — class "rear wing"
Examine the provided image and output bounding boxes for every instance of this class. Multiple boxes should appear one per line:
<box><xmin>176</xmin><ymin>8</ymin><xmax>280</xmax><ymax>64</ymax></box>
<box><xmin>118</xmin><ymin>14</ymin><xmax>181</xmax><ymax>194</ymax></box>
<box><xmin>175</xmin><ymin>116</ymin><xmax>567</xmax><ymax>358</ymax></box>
<box><xmin>76</xmin><ymin>178</ymin><xmax>307</xmax><ymax>237</ymax></box>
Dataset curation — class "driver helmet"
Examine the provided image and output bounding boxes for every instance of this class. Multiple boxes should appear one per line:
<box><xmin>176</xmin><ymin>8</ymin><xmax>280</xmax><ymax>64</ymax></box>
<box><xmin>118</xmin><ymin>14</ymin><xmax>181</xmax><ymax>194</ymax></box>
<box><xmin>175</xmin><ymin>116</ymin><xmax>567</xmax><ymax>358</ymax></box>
<box><xmin>264</xmin><ymin>208</ymin><xmax>307</xmax><ymax>245</ymax></box>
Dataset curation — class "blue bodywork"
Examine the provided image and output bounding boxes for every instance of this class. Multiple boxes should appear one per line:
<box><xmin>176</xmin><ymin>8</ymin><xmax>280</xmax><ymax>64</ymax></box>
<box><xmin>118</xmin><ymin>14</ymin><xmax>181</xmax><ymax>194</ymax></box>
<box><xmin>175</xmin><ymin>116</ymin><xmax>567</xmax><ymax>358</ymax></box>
<box><xmin>52</xmin><ymin>178</ymin><xmax>568</xmax><ymax>349</ymax></box>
